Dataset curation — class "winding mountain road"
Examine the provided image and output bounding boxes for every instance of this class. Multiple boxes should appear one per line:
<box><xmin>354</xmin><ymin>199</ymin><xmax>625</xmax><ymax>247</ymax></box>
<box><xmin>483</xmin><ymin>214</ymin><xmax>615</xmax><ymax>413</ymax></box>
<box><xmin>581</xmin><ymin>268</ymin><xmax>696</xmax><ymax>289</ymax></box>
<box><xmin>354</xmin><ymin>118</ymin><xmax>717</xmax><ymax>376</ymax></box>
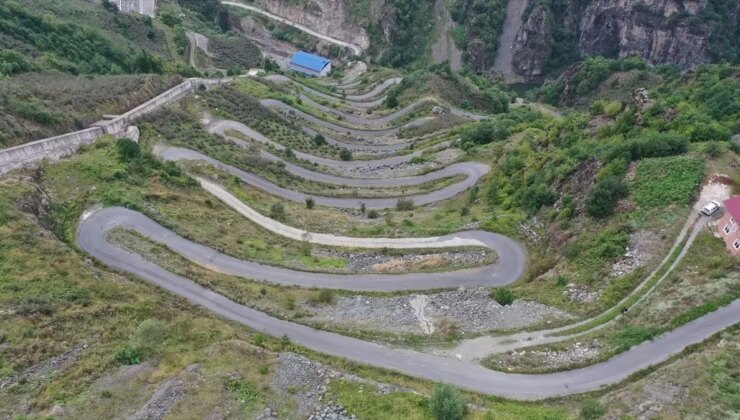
<box><xmin>76</xmin><ymin>206</ymin><xmax>740</xmax><ymax>399</ymax></box>
<box><xmin>153</xmin><ymin>145</ymin><xmax>489</xmax><ymax>209</ymax></box>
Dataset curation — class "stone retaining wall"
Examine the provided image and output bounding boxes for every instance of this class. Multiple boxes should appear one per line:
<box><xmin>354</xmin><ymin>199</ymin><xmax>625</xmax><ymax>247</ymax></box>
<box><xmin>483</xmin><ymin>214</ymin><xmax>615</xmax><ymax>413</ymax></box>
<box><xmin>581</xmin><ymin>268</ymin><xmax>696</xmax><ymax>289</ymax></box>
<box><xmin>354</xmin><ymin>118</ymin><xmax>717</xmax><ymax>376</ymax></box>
<box><xmin>0</xmin><ymin>77</ymin><xmax>231</xmax><ymax>175</ymax></box>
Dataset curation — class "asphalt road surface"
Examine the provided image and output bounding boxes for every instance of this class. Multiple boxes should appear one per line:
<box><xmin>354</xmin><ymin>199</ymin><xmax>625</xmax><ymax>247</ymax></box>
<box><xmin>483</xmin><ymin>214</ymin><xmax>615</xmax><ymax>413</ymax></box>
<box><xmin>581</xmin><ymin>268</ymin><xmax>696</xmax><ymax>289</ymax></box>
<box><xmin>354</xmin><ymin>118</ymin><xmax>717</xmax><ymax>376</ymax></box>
<box><xmin>76</xmin><ymin>206</ymin><xmax>740</xmax><ymax>399</ymax></box>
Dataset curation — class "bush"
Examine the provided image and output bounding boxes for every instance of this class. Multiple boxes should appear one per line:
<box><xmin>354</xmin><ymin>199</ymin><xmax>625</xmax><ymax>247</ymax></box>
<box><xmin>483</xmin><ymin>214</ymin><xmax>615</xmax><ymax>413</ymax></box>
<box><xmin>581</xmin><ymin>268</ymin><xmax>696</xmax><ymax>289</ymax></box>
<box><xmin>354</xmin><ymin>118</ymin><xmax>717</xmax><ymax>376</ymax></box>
<box><xmin>367</xmin><ymin>209</ymin><xmax>380</xmax><ymax>219</ymax></box>
<box><xmin>116</xmin><ymin>138</ymin><xmax>141</xmax><ymax>161</ymax></box>
<box><xmin>270</xmin><ymin>203</ymin><xmax>286</xmax><ymax>221</ymax></box>
<box><xmin>461</xmin><ymin>120</ymin><xmax>510</xmax><ymax>149</ymax></box>
<box><xmin>580</xmin><ymin>399</ymin><xmax>605</xmax><ymax>420</ymax></box>
<box><xmin>115</xmin><ymin>346</ymin><xmax>142</xmax><ymax>365</ymax></box>
<box><xmin>396</xmin><ymin>198</ymin><xmax>415</xmax><ymax>211</ymax></box>
<box><xmin>313</xmin><ymin>289</ymin><xmax>334</xmax><ymax>305</ymax></box>
<box><xmin>251</xmin><ymin>333</ymin><xmax>266</xmax><ymax>347</ymax></box>
<box><xmin>339</xmin><ymin>148</ymin><xmax>353</xmax><ymax>161</ymax></box>
<box><xmin>585</xmin><ymin>176</ymin><xmax>628</xmax><ymax>218</ymax></box>
<box><xmin>429</xmin><ymin>384</ymin><xmax>466</xmax><ymax>420</ymax></box>
<box><xmin>492</xmin><ymin>288</ymin><xmax>514</xmax><ymax>306</ymax></box>
<box><xmin>312</xmin><ymin>134</ymin><xmax>327</xmax><ymax>146</ymax></box>
<box><xmin>305</xmin><ymin>197</ymin><xmax>315</xmax><ymax>209</ymax></box>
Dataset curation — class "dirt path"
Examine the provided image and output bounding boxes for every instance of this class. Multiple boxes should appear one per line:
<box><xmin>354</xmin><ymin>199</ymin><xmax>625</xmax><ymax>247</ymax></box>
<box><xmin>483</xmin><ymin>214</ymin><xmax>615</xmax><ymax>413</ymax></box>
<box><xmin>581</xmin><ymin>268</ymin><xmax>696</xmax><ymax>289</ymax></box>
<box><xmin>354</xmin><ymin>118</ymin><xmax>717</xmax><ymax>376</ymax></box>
<box><xmin>493</xmin><ymin>0</ymin><xmax>528</xmax><ymax>84</ymax></box>
<box><xmin>222</xmin><ymin>1</ymin><xmax>364</xmax><ymax>56</ymax></box>
<box><xmin>430</xmin><ymin>0</ymin><xmax>463</xmax><ymax>71</ymax></box>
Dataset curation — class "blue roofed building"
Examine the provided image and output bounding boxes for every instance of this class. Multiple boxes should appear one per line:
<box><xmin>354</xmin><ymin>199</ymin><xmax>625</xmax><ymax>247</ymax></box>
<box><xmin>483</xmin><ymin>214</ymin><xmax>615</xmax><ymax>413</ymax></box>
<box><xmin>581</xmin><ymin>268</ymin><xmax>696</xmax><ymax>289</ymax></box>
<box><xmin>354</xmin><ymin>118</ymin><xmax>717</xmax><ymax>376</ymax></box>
<box><xmin>289</xmin><ymin>51</ymin><xmax>332</xmax><ymax>77</ymax></box>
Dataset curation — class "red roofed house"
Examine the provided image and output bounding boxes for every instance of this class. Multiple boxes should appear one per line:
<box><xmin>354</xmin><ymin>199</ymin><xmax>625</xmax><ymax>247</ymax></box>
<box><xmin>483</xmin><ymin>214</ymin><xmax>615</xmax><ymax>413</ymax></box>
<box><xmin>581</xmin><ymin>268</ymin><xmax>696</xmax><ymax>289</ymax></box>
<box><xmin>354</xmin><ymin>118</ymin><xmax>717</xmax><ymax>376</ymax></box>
<box><xmin>718</xmin><ymin>196</ymin><xmax>740</xmax><ymax>255</ymax></box>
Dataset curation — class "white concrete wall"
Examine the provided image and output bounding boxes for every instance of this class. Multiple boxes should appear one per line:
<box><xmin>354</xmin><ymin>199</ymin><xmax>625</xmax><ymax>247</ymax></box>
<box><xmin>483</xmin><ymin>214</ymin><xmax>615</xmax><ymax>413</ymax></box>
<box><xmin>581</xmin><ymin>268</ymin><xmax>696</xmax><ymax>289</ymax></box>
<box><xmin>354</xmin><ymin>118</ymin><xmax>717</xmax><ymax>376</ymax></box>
<box><xmin>0</xmin><ymin>77</ymin><xmax>231</xmax><ymax>176</ymax></box>
<box><xmin>0</xmin><ymin>128</ymin><xmax>104</xmax><ymax>175</ymax></box>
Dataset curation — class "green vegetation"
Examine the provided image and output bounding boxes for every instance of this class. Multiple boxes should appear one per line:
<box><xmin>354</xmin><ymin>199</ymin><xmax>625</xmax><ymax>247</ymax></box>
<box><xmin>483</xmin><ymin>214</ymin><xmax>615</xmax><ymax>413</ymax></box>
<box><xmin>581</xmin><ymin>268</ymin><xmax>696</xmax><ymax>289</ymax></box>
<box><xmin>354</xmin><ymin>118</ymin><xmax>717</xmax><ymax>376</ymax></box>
<box><xmin>429</xmin><ymin>384</ymin><xmax>467</xmax><ymax>420</ymax></box>
<box><xmin>0</xmin><ymin>2</ymin><xmax>166</xmax><ymax>75</ymax></box>
<box><xmin>492</xmin><ymin>288</ymin><xmax>514</xmax><ymax>306</ymax></box>
<box><xmin>632</xmin><ymin>157</ymin><xmax>705</xmax><ymax>209</ymax></box>
<box><xmin>367</xmin><ymin>0</ymin><xmax>435</xmax><ymax>67</ymax></box>
<box><xmin>450</xmin><ymin>0</ymin><xmax>506</xmax><ymax>72</ymax></box>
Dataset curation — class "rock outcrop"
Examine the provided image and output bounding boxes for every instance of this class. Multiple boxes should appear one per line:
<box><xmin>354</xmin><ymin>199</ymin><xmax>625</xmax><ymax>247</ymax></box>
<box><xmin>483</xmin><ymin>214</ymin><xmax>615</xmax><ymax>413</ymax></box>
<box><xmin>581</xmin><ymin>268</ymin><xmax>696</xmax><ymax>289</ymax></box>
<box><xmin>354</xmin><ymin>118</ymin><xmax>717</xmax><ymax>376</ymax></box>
<box><xmin>511</xmin><ymin>0</ymin><xmax>735</xmax><ymax>82</ymax></box>
<box><xmin>512</xmin><ymin>5</ymin><xmax>551</xmax><ymax>81</ymax></box>
<box><xmin>577</xmin><ymin>0</ymin><xmax>711</xmax><ymax>68</ymax></box>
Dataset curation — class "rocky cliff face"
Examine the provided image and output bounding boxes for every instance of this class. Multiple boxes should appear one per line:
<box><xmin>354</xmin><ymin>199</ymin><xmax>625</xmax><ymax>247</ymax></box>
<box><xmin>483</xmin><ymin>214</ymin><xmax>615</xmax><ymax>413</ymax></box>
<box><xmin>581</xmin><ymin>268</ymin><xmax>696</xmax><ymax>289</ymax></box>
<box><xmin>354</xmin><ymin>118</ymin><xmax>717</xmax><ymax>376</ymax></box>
<box><xmin>578</xmin><ymin>0</ymin><xmax>711</xmax><ymax>68</ymax></box>
<box><xmin>511</xmin><ymin>5</ymin><xmax>551</xmax><ymax>80</ymax></box>
<box><xmin>254</xmin><ymin>0</ymin><xmax>371</xmax><ymax>49</ymax></box>
<box><xmin>512</xmin><ymin>0</ymin><xmax>733</xmax><ymax>82</ymax></box>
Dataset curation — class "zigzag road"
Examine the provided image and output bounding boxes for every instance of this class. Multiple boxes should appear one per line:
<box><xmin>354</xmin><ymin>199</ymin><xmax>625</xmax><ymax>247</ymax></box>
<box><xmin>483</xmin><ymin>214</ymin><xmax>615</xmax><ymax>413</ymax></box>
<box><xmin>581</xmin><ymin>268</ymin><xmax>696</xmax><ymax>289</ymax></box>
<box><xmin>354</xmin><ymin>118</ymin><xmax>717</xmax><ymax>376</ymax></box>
<box><xmin>76</xmin><ymin>206</ymin><xmax>740</xmax><ymax>399</ymax></box>
<box><xmin>69</xmin><ymin>73</ymin><xmax>740</xmax><ymax>400</ymax></box>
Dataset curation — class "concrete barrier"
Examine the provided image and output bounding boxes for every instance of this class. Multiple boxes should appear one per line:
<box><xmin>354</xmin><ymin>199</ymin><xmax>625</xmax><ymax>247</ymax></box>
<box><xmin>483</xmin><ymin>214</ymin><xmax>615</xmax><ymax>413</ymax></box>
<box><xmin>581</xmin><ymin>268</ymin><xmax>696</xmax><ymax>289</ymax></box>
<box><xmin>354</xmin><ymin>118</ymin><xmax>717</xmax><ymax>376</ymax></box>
<box><xmin>0</xmin><ymin>77</ymin><xmax>233</xmax><ymax>175</ymax></box>
<box><xmin>0</xmin><ymin>128</ymin><xmax>104</xmax><ymax>175</ymax></box>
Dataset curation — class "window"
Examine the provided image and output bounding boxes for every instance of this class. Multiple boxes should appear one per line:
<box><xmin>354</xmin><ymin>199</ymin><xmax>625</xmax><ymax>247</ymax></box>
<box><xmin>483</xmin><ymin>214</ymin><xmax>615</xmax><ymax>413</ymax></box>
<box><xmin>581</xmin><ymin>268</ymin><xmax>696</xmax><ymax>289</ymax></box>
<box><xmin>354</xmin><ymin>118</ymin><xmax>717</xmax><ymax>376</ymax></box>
<box><xmin>725</xmin><ymin>225</ymin><xmax>732</xmax><ymax>234</ymax></box>
<box><xmin>734</xmin><ymin>240</ymin><xmax>740</xmax><ymax>250</ymax></box>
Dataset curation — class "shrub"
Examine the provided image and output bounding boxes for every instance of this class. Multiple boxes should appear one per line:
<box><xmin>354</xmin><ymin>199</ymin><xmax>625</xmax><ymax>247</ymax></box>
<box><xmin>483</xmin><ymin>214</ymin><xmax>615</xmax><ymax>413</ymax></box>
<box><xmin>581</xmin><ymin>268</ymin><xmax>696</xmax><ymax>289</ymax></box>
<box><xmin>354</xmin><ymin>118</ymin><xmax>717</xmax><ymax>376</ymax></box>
<box><xmin>284</xmin><ymin>295</ymin><xmax>296</xmax><ymax>310</ymax></box>
<box><xmin>313</xmin><ymin>289</ymin><xmax>334</xmax><ymax>305</ymax></box>
<box><xmin>339</xmin><ymin>148</ymin><xmax>352</xmax><ymax>161</ymax></box>
<box><xmin>305</xmin><ymin>197</ymin><xmax>315</xmax><ymax>209</ymax></box>
<box><xmin>585</xmin><ymin>176</ymin><xmax>628</xmax><ymax>218</ymax></box>
<box><xmin>429</xmin><ymin>384</ymin><xmax>466</xmax><ymax>420</ymax></box>
<box><xmin>251</xmin><ymin>333</ymin><xmax>266</xmax><ymax>347</ymax></box>
<box><xmin>580</xmin><ymin>399</ymin><xmax>605</xmax><ymax>420</ymax></box>
<box><xmin>312</xmin><ymin>134</ymin><xmax>327</xmax><ymax>146</ymax></box>
<box><xmin>115</xmin><ymin>346</ymin><xmax>141</xmax><ymax>365</ymax></box>
<box><xmin>269</xmin><ymin>203</ymin><xmax>286</xmax><ymax>221</ymax></box>
<box><xmin>396</xmin><ymin>198</ymin><xmax>415</xmax><ymax>211</ymax></box>
<box><xmin>518</xmin><ymin>184</ymin><xmax>557</xmax><ymax>213</ymax></box>
<box><xmin>491</xmin><ymin>288</ymin><xmax>514</xmax><ymax>305</ymax></box>
<box><xmin>116</xmin><ymin>138</ymin><xmax>141</xmax><ymax>161</ymax></box>
<box><xmin>367</xmin><ymin>209</ymin><xmax>380</xmax><ymax>219</ymax></box>
<box><xmin>226</xmin><ymin>378</ymin><xmax>262</xmax><ymax>408</ymax></box>
<box><xmin>461</xmin><ymin>120</ymin><xmax>510</xmax><ymax>149</ymax></box>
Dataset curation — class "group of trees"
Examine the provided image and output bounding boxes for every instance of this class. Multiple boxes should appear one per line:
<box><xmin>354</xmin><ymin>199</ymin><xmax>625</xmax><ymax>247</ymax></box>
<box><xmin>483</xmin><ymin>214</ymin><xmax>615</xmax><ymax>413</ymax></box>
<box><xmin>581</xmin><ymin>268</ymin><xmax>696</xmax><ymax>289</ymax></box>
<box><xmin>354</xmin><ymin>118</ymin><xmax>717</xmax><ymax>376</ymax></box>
<box><xmin>0</xmin><ymin>3</ymin><xmax>165</xmax><ymax>75</ymax></box>
<box><xmin>450</xmin><ymin>0</ymin><xmax>507</xmax><ymax>72</ymax></box>
<box><xmin>371</xmin><ymin>0</ymin><xmax>435</xmax><ymax>67</ymax></box>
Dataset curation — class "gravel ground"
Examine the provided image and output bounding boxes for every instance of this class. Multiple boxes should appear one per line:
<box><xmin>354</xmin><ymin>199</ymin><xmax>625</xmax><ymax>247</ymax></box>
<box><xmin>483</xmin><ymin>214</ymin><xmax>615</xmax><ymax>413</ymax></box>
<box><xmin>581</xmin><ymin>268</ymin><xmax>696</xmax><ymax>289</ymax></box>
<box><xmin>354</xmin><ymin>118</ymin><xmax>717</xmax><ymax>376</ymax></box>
<box><xmin>486</xmin><ymin>340</ymin><xmax>603</xmax><ymax>373</ymax></box>
<box><xmin>312</xmin><ymin>248</ymin><xmax>493</xmax><ymax>274</ymax></box>
<box><xmin>611</xmin><ymin>231</ymin><xmax>661</xmax><ymax>277</ymax></box>
<box><xmin>307</xmin><ymin>287</ymin><xmax>573</xmax><ymax>335</ymax></box>
<box><xmin>269</xmin><ymin>353</ymin><xmax>405</xmax><ymax>417</ymax></box>
<box><xmin>127</xmin><ymin>376</ymin><xmax>185</xmax><ymax>420</ymax></box>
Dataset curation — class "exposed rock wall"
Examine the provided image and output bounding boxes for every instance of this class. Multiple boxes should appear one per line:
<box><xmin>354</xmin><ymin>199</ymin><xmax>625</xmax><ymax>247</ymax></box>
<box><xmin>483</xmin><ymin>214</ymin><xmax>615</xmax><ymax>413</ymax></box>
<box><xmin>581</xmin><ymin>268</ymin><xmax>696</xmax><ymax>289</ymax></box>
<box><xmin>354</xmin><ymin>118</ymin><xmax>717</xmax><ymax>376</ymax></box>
<box><xmin>578</xmin><ymin>0</ymin><xmax>711</xmax><ymax>68</ymax></box>
<box><xmin>254</xmin><ymin>0</ymin><xmax>370</xmax><ymax>49</ymax></box>
<box><xmin>511</xmin><ymin>0</ymin><xmax>728</xmax><ymax>82</ymax></box>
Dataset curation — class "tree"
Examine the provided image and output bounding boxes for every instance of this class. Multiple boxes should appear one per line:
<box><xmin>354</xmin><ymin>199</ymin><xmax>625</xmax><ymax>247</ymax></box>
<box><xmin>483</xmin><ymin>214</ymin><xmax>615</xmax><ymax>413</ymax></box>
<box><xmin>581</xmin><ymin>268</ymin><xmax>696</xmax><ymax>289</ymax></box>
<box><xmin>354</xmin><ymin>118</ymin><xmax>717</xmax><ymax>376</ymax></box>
<box><xmin>116</xmin><ymin>138</ymin><xmax>140</xmax><ymax>161</ymax></box>
<box><xmin>313</xmin><ymin>134</ymin><xmax>327</xmax><ymax>147</ymax></box>
<box><xmin>586</xmin><ymin>176</ymin><xmax>628</xmax><ymax>218</ymax></box>
<box><xmin>429</xmin><ymin>384</ymin><xmax>466</xmax><ymax>420</ymax></box>
<box><xmin>396</xmin><ymin>198</ymin><xmax>414</xmax><ymax>211</ymax></box>
<box><xmin>269</xmin><ymin>203</ymin><xmax>286</xmax><ymax>221</ymax></box>
<box><xmin>492</xmin><ymin>288</ymin><xmax>514</xmax><ymax>305</ymax></box>
<box><xmin>339</xmin><ymin>148</ymin><xmax>352</xmax><ymax>161</ymax></box>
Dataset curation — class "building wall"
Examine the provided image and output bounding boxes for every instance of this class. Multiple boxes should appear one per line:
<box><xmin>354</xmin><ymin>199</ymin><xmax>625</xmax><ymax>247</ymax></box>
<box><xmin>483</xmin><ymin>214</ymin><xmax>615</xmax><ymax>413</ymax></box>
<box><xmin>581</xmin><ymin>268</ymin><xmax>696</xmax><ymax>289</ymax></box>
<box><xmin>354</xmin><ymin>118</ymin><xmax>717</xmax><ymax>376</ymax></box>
<box><xmin>717</xmin><ymin>212</ymin><xmax>740</xmax><ymax>255</ymax></box>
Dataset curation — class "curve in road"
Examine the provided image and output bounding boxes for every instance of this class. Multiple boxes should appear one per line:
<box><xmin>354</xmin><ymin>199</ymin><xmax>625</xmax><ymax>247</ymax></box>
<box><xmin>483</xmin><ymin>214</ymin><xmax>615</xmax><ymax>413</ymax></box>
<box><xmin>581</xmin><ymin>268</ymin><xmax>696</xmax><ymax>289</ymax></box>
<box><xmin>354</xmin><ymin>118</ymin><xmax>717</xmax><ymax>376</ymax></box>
<box><xmin>207</xmin><ymin>119</ymin><xmax>449</xmax><ymax>171</ymax></box>
<box><xmin>81</xmin><ymin>206</ymin><xmax>524</xmax><ymax>291</ymax></box>
<box><xmin>153</xmin><ymin>146</ymin><xmax>489</xmax><ymax>209</ymax></box>
<box><xmin>76</xmin><ymin>206</ymin><xmax>740</xmax><ymax>399</ymax></box>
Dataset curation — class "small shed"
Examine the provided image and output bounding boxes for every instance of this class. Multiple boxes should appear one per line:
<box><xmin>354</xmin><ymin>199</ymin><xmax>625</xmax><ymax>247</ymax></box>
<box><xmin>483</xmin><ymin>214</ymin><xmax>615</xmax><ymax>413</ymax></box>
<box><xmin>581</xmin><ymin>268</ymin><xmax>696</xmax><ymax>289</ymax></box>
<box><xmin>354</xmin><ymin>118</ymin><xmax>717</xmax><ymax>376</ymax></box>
<box><xmin>289</xmin><ymin>51</ymin><xmax>332</xmax><ymax>77</ymax></box>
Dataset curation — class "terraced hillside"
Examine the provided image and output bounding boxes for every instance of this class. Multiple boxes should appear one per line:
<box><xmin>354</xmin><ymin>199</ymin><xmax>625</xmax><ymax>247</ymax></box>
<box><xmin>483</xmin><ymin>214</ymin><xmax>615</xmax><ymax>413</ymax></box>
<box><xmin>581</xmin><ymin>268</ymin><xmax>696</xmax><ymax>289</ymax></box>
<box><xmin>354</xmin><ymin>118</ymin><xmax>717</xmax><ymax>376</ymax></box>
<box><xmin>1</xmin><ymin>58</ymin><xmax>739</xmax><ymax>417</ymax></box>
<box><xmin>0</xmin><ymin>1</ymin><xmax>739</xmax><ymax>417</ymax></box>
